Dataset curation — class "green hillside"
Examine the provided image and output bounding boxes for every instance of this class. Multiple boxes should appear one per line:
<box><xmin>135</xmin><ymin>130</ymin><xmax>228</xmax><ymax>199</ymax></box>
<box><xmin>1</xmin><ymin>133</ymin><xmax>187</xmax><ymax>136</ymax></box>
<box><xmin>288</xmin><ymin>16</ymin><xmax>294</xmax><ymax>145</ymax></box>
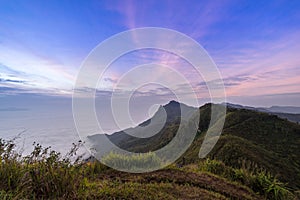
<box><xmin>106</xmin><ymin>102</ymin><xmax>300</xmax><ymax>190</ymax></box>
<box><xmin>109</xmin><ymin>103</ymin><xmax>300</xmax><ymax>190</ymax></box>
<box><xmin>182</xmin><ymin>104</ymin><xmax>300</xmax><ymax>190</ymax></box>
<box><xmin>1</xmin><ymin>102</ymin><xmax>300</xmax><ymax>199</ymax></box>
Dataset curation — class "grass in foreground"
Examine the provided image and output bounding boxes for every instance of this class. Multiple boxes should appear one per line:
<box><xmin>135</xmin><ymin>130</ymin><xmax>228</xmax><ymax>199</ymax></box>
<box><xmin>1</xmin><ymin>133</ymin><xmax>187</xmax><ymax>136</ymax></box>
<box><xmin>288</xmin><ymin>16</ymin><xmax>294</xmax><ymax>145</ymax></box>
<box><xmin>0</xmin><ymin>138</ymin><xmax>297</xmax><ymax>199</ymax></box>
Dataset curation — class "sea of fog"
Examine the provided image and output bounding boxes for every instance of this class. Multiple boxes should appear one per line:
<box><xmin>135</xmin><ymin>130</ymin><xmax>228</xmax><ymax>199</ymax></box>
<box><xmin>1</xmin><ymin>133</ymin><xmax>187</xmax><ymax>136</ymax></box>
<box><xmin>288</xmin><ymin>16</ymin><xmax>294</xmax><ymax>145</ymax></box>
<box><xmin>0</xmin><ymin>96</ymin><xmax>114</xmax><ymax>157</ymax></box>
<box><xmin>0</xmin><ymin>105</ymin><xmax>89</xmax><ymax>156</ymax></box>
<box><xmin>0</xmin><ymin>94</ymin><xmax>169</xmax><ymax>157</ymax></box>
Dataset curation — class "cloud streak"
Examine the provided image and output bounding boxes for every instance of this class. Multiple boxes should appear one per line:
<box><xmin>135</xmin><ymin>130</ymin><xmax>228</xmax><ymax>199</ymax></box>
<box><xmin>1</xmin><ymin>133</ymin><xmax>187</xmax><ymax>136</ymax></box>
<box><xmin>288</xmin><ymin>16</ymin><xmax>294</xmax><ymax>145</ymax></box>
<box><xmin>0</xmin><ymin>0</ymin><xmax>299</xmax><ymax>106</ymax></box>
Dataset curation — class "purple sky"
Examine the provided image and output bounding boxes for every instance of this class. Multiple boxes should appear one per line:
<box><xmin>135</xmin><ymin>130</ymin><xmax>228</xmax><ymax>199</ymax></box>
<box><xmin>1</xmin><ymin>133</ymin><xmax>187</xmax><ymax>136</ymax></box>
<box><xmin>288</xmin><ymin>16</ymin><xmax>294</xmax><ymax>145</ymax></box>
<box><xmin>0</xmin><ymin>0</ymin><xmax>300</xmax><ymax>106</ymax></box>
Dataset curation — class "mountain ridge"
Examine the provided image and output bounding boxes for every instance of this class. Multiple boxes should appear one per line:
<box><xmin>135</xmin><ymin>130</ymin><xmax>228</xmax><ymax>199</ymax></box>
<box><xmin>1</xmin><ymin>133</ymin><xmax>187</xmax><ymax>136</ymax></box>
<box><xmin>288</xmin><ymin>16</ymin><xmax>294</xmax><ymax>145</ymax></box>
<box><xmin>88</xmin><ymin>100</ymin><xmax>300</xmax><ymax>190</ymax></box>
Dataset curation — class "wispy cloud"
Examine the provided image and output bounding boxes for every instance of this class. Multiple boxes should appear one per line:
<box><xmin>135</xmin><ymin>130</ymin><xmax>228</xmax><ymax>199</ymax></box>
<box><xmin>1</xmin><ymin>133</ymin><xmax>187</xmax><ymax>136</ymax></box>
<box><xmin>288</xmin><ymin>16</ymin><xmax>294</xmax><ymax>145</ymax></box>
<box><xmin>0</xmin><ymin>43</ymin><xmax>76</xmax><ymax>95</ymax></box>
<box><xmin>0</xmin><ymin>0</ymin><xmax>299</xmax><ymax>107</ymax></box>
<box><xmin>108</xmin><ymin>0</ymin><xmax>233</xmax><ymax>38</ymax></box>
<box><xmin>214</xmin><ymin>31</ymin><xmax>300</xmax><ymax>97</ymax></box>
<box><xmin>0</xmin><ymin>78</ymin><xmax>26</xmax><ymax>84</ymax></box>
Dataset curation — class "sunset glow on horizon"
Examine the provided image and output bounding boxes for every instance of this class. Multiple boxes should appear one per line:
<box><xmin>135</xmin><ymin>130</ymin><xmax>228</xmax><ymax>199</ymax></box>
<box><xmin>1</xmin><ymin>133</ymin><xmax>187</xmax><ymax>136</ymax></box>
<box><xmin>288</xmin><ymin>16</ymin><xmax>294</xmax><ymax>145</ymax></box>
<box><xmin>0</xmin><ymin>0</ymin><xmax>300</xmax><ymax>107</ymax></box>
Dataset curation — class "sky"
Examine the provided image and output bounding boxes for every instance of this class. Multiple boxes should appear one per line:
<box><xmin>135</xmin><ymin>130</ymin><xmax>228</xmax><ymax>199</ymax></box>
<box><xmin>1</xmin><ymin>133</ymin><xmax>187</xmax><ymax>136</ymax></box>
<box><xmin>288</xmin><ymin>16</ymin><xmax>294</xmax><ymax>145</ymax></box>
<box><xmin>0</xmin><ymin>0</ymin><xmax>300</xmax><ymax>107</ymax></box>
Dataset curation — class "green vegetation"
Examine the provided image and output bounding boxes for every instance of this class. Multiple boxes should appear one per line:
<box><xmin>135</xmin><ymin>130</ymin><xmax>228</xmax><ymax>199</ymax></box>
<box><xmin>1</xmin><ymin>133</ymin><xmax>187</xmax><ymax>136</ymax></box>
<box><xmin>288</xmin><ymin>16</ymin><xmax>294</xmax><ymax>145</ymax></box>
<box><xmin>101</xmin><ymin>151</ymin><xmax>162</xmax><ymax>172</ymax></box>
<box><xmin>0</xmin><ymin>139</ymin><xmax>84</xmax><ymax>199</ymax></box>
<box><xmin>196</xmin><ymin>158</ymin><xmax>294</xmax><ymax>199</ymax></box>
<box><xmin>110</xmin><ymin>104</ymin><xmax>300</xmax><ymax>191</ymax></box>
<box><xmin>181</xmin><ymin>105</ymin><xmax>300</xmax><ymax>190</ymax></box>
<box><xmin>1</xmin><ymin>104</ymin><xmax>300</xmax><ymax>199</ymax></box>
<box><xmin>0</xmin><ymin>137</ymin><xmax>298</xmax><ymax>199</ymax></box>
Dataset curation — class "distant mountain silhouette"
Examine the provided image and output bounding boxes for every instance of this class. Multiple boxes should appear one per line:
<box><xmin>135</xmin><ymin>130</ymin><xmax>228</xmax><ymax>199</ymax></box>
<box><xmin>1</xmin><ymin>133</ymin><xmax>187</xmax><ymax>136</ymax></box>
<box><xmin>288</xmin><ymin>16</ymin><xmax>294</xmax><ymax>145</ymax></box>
<box><xmin>223</xmin><ymin>102</ymin><xmax>300</xmax><ymax>123</ymax></box>
<box><xmin>265</xmin><ymin>105</ymin><xmax>300</xmax><ymax>114</ymax></box>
